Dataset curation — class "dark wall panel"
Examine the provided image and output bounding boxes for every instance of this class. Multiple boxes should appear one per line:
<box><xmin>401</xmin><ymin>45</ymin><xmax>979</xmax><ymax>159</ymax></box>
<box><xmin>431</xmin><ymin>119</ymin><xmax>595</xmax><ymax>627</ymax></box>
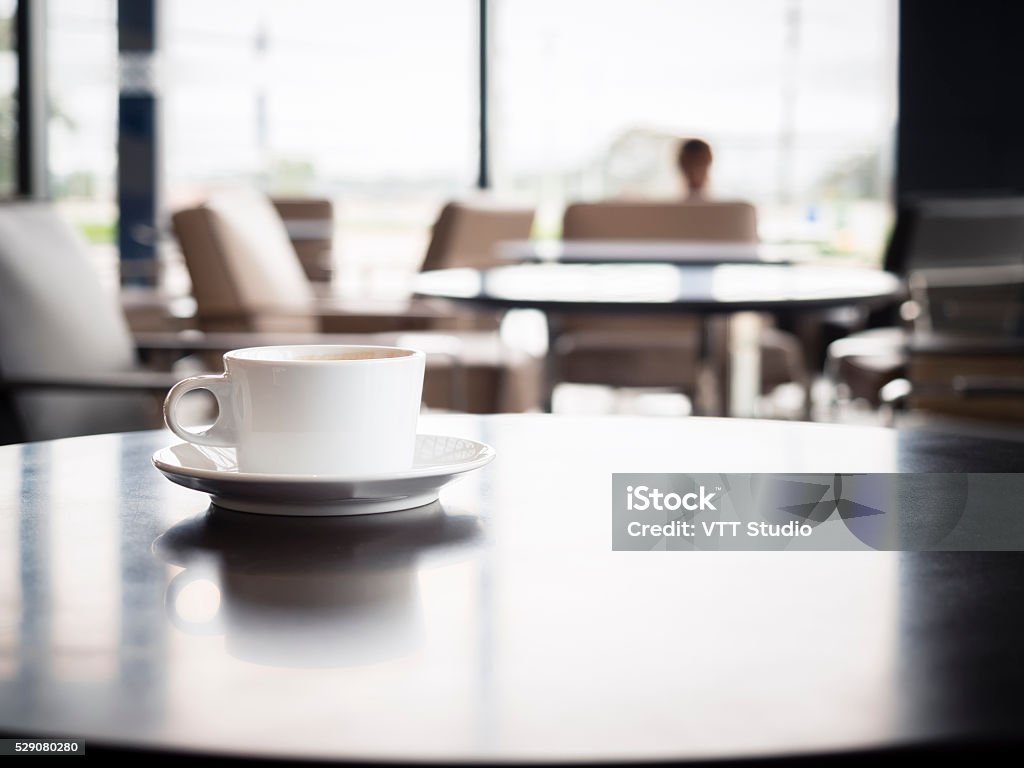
<box><xmin>898</xmin><ymin>0</ymin><xmax>1024</xmax><ymax>199</ymax></box>
<box><xmin>117</xmin><ymin>0</ymin><xmax>159</xmax><ymax>286</ymax></box>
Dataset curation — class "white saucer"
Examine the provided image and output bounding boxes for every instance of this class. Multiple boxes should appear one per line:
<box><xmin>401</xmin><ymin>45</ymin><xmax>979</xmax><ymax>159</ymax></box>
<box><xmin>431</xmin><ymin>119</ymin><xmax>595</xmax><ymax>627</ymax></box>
<box><xmin>152</xmin><ymin>434</ymin><xmax>495</xmax><ymax>516</ymax></box>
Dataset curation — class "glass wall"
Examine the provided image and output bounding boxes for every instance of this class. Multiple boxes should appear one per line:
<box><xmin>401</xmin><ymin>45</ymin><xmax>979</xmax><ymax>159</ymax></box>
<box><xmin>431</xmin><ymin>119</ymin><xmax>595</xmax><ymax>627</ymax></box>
<box><xmin>162</xmin><ymin>0</ymin><xmax>477</xmax><ymax>294</ymax></box>
<box><xmin>43</xmin><ymin>0</ymin><xmax>897</xmax><ymax>289</ymax></box>
<box><xmin>492</xmin><ymin>0</ymin><xmax>897</xmax><ymax>260</ymax></box>
<box><xmin>47</xmin><ymin>0</ymin><xmax>119</xmax><ymax>287</ymax></box>
<box><xmin>0</xmin><ymin>0</ymin><xmax>17</xmax><ymax>196</ymax></box>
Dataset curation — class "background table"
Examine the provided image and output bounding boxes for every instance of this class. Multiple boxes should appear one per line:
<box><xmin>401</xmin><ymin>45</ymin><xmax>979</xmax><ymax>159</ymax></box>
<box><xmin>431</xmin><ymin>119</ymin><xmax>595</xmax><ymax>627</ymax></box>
<box><xmin>496</xmin><ymin>239</ymin><xmax>818</xmax><ymax>265</ymax></box>
<box><xmin>417</xmin><ymin>263</ymin><xmax>902</xmax><ymax>416</ymax></box>
<box><xmin>417</xmin><ymin>262</ymin><xmax>900</xmax><ymax>314</ymax></box>
<box><xmin>2</xmin><ymin>414</ymin><xmax>1024</xmax><ymax>761</ymax></box>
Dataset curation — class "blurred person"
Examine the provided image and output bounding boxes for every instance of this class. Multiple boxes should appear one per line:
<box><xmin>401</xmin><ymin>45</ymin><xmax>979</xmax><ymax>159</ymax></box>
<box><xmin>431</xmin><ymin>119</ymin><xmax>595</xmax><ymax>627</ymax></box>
<box><xmin>677</xmin><ymin>138</ymin><xmax>713</xmax><ymax>200</ymax></box>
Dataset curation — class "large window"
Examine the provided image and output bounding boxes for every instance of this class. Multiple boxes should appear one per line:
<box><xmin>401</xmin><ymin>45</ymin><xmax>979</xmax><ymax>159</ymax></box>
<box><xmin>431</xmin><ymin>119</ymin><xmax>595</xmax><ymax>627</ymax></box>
<box><xmin>47</xmin><ymin>0</ymin><xmax>118</xmax><ymax>287</ymax></box>
<box><xmin>492</xmin><ymin>0</ymin><xmax>897</xmax><ymax>259</ymax></box>
<box><xmin>162</xmin><ymin>0</ymin><xmax>477</xmax><ymax>293</ymax></box>
<box><xmin>0</xmin><ymin>0</ymin><xmax>17</xmax><ymax>196</ymax></box>
<box><xmin>44</xmin><ymin>1</ymin><xmax>897</xmax><ymax>289</ymax></box>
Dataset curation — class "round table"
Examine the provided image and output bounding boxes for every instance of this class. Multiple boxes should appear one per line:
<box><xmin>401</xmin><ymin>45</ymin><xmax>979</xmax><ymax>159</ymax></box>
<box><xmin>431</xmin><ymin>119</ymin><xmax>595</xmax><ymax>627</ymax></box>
<box><xmin>416</xmin><ymin>262</ymin><xmax>900</xmax><ymax>315</ymax></box>
<box><xmin>416</xmin><ymin>263</ymin><xmax>902</xmax><ymax>416</ymax></box>
<box><xmin>2</xmin><ymin>414</ymin><xmax>1024</xmax><ymax>761</ymax></box>
<box><xmin>494</xmin><ymin>239</ymin><xmax>817</xmax><ymax>265</ymax></box>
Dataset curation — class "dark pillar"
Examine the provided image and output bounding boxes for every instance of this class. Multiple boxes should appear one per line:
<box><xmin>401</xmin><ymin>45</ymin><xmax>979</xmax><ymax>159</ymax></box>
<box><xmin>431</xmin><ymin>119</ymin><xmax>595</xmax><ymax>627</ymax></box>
<box><xmin>15</xmin><ymin>0</ymin><xmax>47</xmax><ymax>198</ymax></box>
<box><xmin>476</xmin><ymin>0</ymin><xmax>490</xmax><ymax>189</ymax></box>
<box><xmin>117</xmin><ymin>0</ymin><xmax>159</xmax><ymax>286</ymax></box>
<box><xmin>897</xmin><ymin>0</ymin><xmax>1024</xmax><ymax>200</ymax></box>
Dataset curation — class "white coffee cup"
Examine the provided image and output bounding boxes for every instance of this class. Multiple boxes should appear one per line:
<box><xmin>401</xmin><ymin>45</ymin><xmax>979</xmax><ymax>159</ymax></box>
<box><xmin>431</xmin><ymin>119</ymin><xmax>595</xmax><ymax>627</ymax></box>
<box><xmin>163</xmin><ymin>345</ymin><xmax>425</xmax><ymax>476</ymax></box>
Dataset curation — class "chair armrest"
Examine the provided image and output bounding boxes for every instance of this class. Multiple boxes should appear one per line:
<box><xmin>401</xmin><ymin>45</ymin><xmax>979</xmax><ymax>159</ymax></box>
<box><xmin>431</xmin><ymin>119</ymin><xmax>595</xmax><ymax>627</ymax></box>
<box><xmin>176</xmin><ymin>297</ymin><xmax>465</xmax><ymax>335</ymax></box>
<box><xmin>879</xmin><ymin>377</ymin><xmax>912</xmax><ymax>408</ymax></box>
<box><xmin>312</xmin><ymin>296</ymin><xmax>467</xmax><ymax>332</ymax></box>
<box><xmin>134</xmin><ymin>330</ymin><xmax>354</xmax><ymax>353</ymax></box>
<box><xmin>1</xmin><ymin>370</ymin><xmax>185</xmax><ymax>393</ymax></box>
<box><xmin>310</xmin><ymin>295</ymin><xmax>443</xmax><ymax>314</ymax></box>
<box><xmin>826</xmin><ymin>333</ymin><xmax>908</xmax><ymax>362</ymax></box>
<box><xmin>824</xmin><ymin>331</ymin><xmax>908</xmax><ymax>390</ymax></box>
<box><xmin>952</xmin><ymin>376</ymin><xmax>1024</xmax><ymax>398</ymax></box>
<box><xmin>909</xmin><ymin>335</ymin><xmax>1024</xmax><ymax>356</ymax></box>
<box><xmin>133</xmin><ymin>329</ymin><xmax>481</xmax><ymax>354</ymax></box>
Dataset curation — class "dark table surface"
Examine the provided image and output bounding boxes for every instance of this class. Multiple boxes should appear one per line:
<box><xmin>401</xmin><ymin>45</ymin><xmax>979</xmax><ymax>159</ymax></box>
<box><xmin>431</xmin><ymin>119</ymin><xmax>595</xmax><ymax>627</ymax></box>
<box><xmin>2</xmin><ymin>414</ymin><xmax>1024</xmax><ymax>762</ymax></box>
<box><xmin>416</xmin><ymin>262</ymin><xmax>903</xmax><ymax>314</ymax></box>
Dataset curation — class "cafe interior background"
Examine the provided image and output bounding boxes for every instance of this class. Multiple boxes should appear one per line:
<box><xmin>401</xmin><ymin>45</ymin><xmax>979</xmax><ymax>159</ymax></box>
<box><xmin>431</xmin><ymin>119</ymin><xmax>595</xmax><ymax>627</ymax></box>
<box><xmin>0</xmin><ymin>0</ymin><xmax>1021</xmax><ymax>444</ymax></box>
<box><xmin>5</xmin><ymin>0</ymin><xmax>1024</xmax><ymax>762</ymax></box>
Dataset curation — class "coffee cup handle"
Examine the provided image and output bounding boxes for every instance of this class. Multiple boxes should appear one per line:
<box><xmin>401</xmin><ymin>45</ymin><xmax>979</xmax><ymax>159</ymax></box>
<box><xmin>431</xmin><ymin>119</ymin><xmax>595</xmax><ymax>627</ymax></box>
<box><xmin>164</xmin><ymin>374</ymin><xmax>237</xmax><ymax>448</ymax></box>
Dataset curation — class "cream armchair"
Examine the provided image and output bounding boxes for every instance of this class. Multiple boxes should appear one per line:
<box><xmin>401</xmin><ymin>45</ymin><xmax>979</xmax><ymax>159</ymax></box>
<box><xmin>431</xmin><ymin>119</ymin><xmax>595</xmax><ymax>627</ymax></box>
<box><xmin>551</xmin><ymin>200</ymin><xmax>805</xmax><ymax>413</ymax></box>
<box><xmin>173</xmin><ymin>189</ymin><xmax>452</xmax><ymax>334</ymax></box>
<box><xmin>420</xmin><ymin>200</ymin><xmax>535</xmax><ymax>332</ymax></box>
<box><xmin>172</xmin><ymin>191</ymin><xmax>542</xmax><ymax>413</ymax></box>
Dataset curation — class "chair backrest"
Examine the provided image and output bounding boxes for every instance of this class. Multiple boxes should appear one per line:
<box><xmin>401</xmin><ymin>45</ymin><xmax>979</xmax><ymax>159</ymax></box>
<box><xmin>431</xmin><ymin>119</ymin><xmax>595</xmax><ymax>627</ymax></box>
<box><xmin>906</xmin><ymin>262</ymin><xmax>1024</xmax><ymax>422</ymax></box>
<box><xmin>271</xmin><ymin>197</ymin><xmax>335</xmax><ymax>283</ymax></box>
<box><xmin>894</xmin><ymin>196</ymin><xmax>1024</xmax><ymax>274</ymax></box>
<box><xmin>562</xmin><ymin>200</ymin><xmax>758</xmax><ymax>242</ymax></box>
<box><xmin>910</xmin><ymin>264</ymin><xmax>1024</xmax><ymax>337</ymax></box>
<box><xmin>421</xmin><ymin>201</ymin><xmax>536</xmax><ymax>271</ymax></box>
<box><xmin>172</xmin><ymin>189</ymin><xmax>317</xmax><ymax>333</ymax></box>
<box><xmin>0</xmin><ymin>202</ymin><xmax>153</xmax><ymax>442</ymax></box>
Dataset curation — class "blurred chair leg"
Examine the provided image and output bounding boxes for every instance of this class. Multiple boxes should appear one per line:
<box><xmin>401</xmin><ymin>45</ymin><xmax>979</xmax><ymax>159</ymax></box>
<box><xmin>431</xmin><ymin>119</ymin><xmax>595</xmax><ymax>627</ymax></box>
<box><xmin>706</xmin><ymin>316</ymin><xmax>729</xmax><ymax>417</ymax></box>
<box><xmin>879</xmin><ymin>377</ymin><xmax>912</xmax><ymax>427</ymax></box>
<box><xmin>824</xmin><ymin>346</ymin><xmax>845</xmax><ymax>420</ymax></box>
<box><xmin>542</xmin><ymin>314</ymin><xmax>564</xmax><ymax>413</ymax></box>
<box><xmin>730</xmin><ymin>312</ymin><xmax>763</xmax><ymax>418</ymax></box>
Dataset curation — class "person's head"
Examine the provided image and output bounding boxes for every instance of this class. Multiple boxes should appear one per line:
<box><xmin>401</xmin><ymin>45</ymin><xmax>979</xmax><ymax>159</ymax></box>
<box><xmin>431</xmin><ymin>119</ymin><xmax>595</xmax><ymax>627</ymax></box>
<box><xmin>677</xmin><ymin>138</ymin><xmax>713</xmax><ymax>195</ymax></box>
